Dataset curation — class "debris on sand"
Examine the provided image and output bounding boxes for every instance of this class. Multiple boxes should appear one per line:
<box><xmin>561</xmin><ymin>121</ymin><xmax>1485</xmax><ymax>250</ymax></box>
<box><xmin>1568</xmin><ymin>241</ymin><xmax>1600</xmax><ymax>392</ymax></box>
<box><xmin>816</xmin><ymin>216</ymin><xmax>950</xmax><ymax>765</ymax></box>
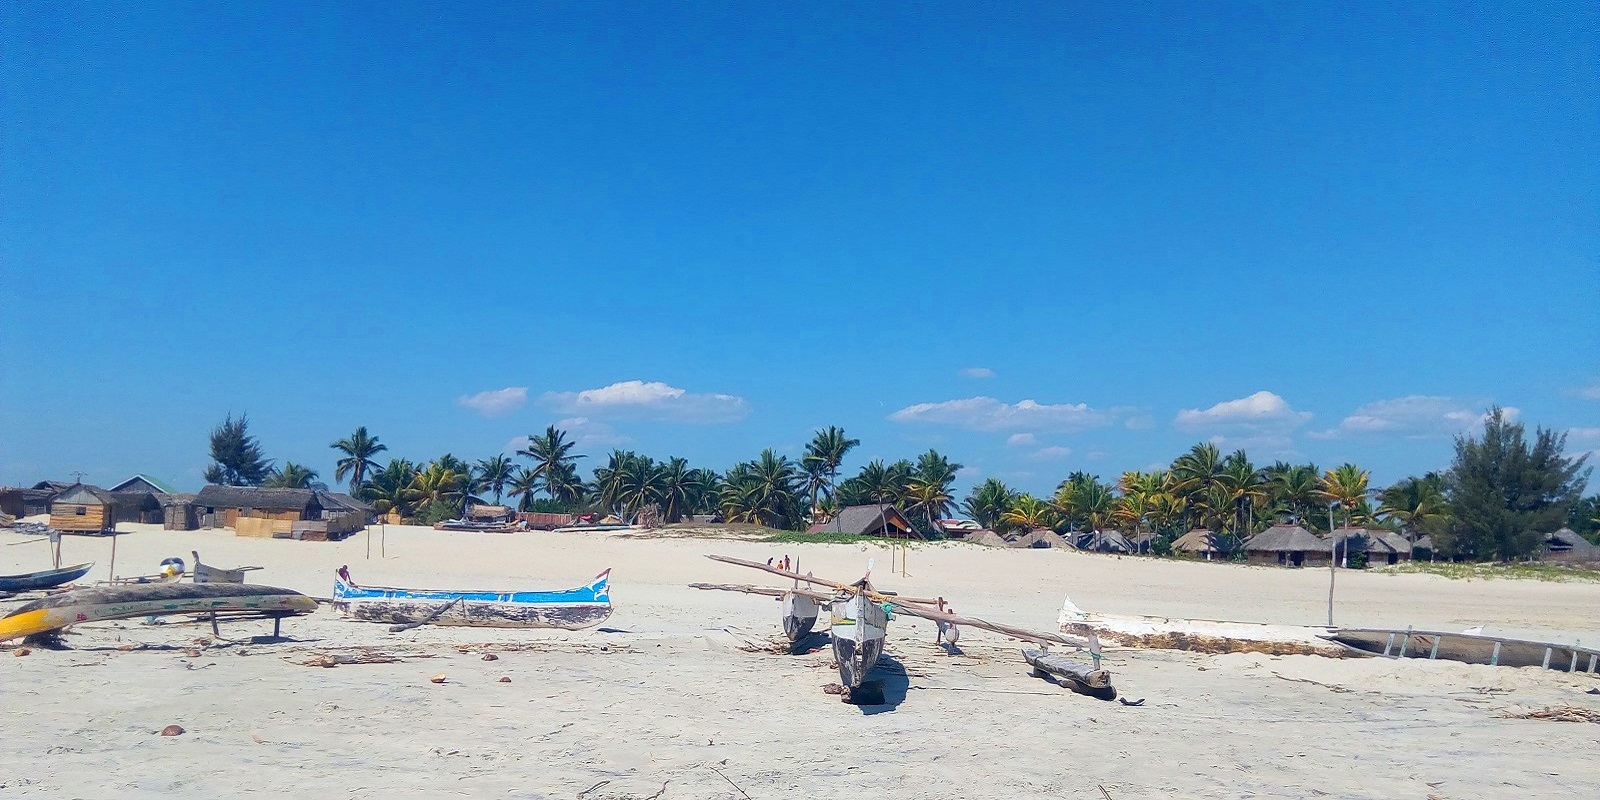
<box><xmin>1497</xmin><ymin>706</ymin><xmax>1600</xmax><ymax>724</ymax></box>
<box><xmin>160</xmin><ymin>725</ymin><xmax>185</xmax><ymax>736</ymax></box>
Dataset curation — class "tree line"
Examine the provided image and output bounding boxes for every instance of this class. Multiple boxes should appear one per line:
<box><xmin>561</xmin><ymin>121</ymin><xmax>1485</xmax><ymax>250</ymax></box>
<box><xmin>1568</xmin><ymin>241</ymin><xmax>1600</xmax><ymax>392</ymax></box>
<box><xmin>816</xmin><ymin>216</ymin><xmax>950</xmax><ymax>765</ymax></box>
<box><xmin>202</xmin><ymin>408</ymin><xmax>1594</xmax><ymax>560</ymax></box>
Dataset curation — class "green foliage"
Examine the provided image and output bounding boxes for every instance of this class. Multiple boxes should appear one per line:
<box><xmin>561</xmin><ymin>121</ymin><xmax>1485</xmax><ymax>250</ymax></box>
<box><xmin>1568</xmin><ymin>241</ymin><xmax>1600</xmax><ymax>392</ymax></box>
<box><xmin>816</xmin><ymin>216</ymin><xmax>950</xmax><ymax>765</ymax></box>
<box><xmin>411</xmin><ymin>499</ymin><xmax>460</xmax><ymax>526</ymax></box>
<box><xmin>801</xmin><ymin>426</ymin><xmax>860</xmax><ymax>512</ymax></box>
<box><xmin>1569</xmin><ymin>495</ymin><xmax>1600</xmax><ymax>543</ymax></box>
<box><xmin>474</xmin><ymin>454</ymin><xmax>516</xmax><ymax>505</ymax></box>
<box><xmin>204</xmin><ymin>413</ymin><xmax>273</xmax><ymax>486</ymax></box>
<box><xmin>1438</xmin><ymin>408</ymin><xmax>1592</xmax><ymax>560</ymax></box>
<box><xmin>518</xmin><ymin>426</ymin><xmax>587</xmax><ymax>502</ymax></box>
<box><xmin>263</xmin><ymin>461</ymin><xmax>323</xmax><ymax>489</ymax></box>
<box><xmin>331</xmin><ymin>427</ymin><xmax>387</xmax><ymax>493</ymax></box>
<box><xmin>719</xmin><ymin>449</ymin><xmax>805</xmax><ymax>530</ymax></box>
<box><xmin>359</xmin><ymin>458</ymin><xmax>417</xmax><ymax>516</ymax></box>
<box><xmin>961</xmin><ymin>478</ymin><xmax>1016</xmax><ymax>529</ymax></box>
<box><xmin>1378</xmin><ymin>560</ymin><xmax>1600</xmax><ymax>583</ymax></box>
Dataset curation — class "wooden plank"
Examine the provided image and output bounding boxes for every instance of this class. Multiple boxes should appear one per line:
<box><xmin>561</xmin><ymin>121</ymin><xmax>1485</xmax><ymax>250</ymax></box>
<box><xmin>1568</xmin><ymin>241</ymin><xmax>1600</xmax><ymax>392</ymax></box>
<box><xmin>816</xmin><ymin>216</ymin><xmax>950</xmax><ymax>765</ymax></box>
<box><xmin>1023</xmin><ymin>648</ymin><xmax>1115</xmax><ymax>700</ymax></box>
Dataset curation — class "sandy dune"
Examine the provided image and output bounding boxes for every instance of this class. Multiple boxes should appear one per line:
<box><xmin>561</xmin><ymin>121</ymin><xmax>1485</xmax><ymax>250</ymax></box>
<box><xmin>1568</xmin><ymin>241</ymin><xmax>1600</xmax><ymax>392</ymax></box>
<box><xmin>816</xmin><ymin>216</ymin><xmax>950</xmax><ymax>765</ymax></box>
<box><xmin>3</xmin><ymin>524</ymin><xmax>1597</xmax><ymax>799</ymax></box>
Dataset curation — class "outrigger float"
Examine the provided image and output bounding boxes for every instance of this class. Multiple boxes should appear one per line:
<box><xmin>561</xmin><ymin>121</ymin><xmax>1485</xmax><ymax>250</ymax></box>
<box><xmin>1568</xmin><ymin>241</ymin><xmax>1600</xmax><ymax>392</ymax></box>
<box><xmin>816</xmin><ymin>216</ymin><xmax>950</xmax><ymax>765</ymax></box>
<box><xmin>693</xmin><ymin>554</ymin><xmax>1114</xmax><ymax>704</ymax></box>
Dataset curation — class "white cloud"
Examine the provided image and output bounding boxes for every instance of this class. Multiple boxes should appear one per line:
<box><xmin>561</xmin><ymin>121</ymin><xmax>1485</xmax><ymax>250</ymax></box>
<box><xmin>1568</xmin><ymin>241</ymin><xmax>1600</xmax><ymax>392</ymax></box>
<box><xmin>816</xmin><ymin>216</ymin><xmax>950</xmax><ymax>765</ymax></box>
<box><xmin>504</xmin><ymin>417</ymin><xmax>630</xmax><ymax>454</ymax></box>
<box><xmin>1029</xmin><ymin>446</ymin><xmax>1073</xmax><ymax>460</ymax></box>
<box><xmin>888</xmin><ymin>397</ymin><xmax>1113</xmax><ymax>433</ymax></box>
<box><xmin>1174</xmin><ymin>391</ymin><xmax>1312</xmax><ymax>434</ymax></box>
<box><xmin>539</xmin><ymin>380</ymin><xmax>749</xmax><ymax>423</ymax></box>
<box><xmin>1006</xmin><ymin>433</ymin><xmax>1036</xmax><ymax>446</ymax></box>
<box><xmin>1579</xmin><ymin>382</ymin><xmax>1600</xmax><ymax>401</ymax></box>
<box><xmin>959</xmin><ymin>367</ymin><xmax>996</xmax><ymax>379</ymax></box>
<box><xmin>1566</xmin><ymin>427</ymin><xmax>1600</xmax><ymax>443</ymax></box>
<box><xmin>1124</xmin><ymin>416</ymin><xmax>1155</xmax><ymax>430</ymax></box>
<box><xmin>1311</xmin><ymin>396</ymin><xmax>1515</xmax><ymax>440</ymax></box>
<box><xmin>457</xmin><ymin>387</ymin><xmax>528</xmax><ymax>417</ymax></box>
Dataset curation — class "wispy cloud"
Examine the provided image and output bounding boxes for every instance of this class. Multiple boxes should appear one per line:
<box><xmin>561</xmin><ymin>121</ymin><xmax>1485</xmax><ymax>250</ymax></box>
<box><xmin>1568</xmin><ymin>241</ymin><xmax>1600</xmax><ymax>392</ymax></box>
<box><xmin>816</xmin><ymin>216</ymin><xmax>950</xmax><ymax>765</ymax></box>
<box><xmin>457</xmin><ymin>387</ymin><xmax>528</xmax><ymax>417</ymax></box>
<box><xmin>1174</xmin><ymin>391</ymin><xmax>1312</xmax><ymax>434</ymax></box>
<box><xmin>1578</xmin><ymin>381</ymin><xmax>1600</xmax><ymax>401</ymax></box>
<box><xmin>1309</xmin><ymin>396</ymin><xmax>1514</xmax><ymax>440</ymax></box>
<box><xmin>1006</xmin><ymin>433</ymin><xmax>1036</xmax><ymax>446</ymax></box>
<box><xmin>540</xmin><ymin>380</ymin><xmax>749</xmax><ymax>423</ymax></box>
<box><xmin>889</xmin><ymin>397</ymin><xmax>1113</xmax><ymax>433</ymax></box>
<box><xmin>958</xmin><ymin>367</ymin><xmax>996</xmax><ymax>379</ymax></box>
<box><xmin>1029</xmin><ymin>446</ymin><xmax>1073</xmax><ymax>460</ymax></box>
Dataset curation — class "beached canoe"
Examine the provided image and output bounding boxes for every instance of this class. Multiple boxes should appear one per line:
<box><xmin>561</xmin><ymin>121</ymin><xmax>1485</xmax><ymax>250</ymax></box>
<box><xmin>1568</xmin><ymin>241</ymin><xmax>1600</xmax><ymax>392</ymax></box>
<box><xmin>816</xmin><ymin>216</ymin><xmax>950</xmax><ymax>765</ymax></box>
<box><xmin>1326</xmin><ymin>628</ymin><xmax>1600</xmax><ymax>674</ymax></box>
<box><xmin>830</xmin><ymin>578</ymin><xmax>888</xmax><ymax>701</ymax></box>
<box><xmin>0</xmin><ymin>582</ymin><xmax>317</xmax><ymax>641</ymax></box>
<box><xmin>0</xmin><ymin>562</ymin><xmax>93</xmax><ymax>592</ymax></box>
<box><xmin>332</xmin><ymin>566</ymin><xmax>613</xmax><ymax>630</ymax></box>
<box><xmin>1057</xmin><ymin>595</ymin><xmax>1347</xmax><ymax>657</ymax></box>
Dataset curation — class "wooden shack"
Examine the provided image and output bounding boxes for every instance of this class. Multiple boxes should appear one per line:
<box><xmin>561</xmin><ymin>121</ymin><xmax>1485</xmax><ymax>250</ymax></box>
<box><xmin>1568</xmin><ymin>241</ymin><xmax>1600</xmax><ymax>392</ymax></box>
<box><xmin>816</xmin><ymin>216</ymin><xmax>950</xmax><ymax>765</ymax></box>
<box><xmin>805</xmin><ymin>505</ymin><xmax>923</xmax><ymax>539</ymax></box>
<box><xmin>194</xmin><ymin>485</ymin><xmax>320</xmax><ymax>529</ymax></box>
<box><xmin>162</xmin><ymin>493</ymin><xmax>199</xmax><ymax>530</ymax></box>
<box><xmin>49</xmin><ymin>484</ymin><xmax>118</xmax><ymax>533</ymax></box>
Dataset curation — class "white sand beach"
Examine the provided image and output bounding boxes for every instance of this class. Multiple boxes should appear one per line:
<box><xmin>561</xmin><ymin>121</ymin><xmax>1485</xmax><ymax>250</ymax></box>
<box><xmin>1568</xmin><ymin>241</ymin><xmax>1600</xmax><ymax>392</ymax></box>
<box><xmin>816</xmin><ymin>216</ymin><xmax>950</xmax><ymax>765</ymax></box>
<box><xmin>4</xmin><ymin>525</ymin><xmax>1598</xmax><ymax>799</ymax></box>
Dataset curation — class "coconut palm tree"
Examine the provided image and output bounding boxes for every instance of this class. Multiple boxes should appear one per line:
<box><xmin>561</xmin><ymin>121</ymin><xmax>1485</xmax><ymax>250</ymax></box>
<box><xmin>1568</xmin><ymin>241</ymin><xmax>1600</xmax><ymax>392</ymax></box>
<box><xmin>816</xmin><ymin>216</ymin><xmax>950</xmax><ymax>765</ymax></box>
<box><xmin>1264</xmin><ymin>462</ymin><xmax>1320</xmax><ymax>525</ymax></box>
<box><xmin>475</xmin><ymin>454</ymin><xmax>516</xmax><ymax>505</ymax></box>
<box><xmin>331</xmin><ymin>427</ymin><xmax>387</xmax><ymax>493</ymax></box>
<box><xmin>961</xmin><ymin>478</ymin><xmax>1016</xmax><ymax>529</ymax></box>
<box><xmin>507</xmin><ymin>466</ymin><xmax>541</xmax><ymax>512</ymax></box>
<box><xmin>617</xmin><ymin>456</ymin><xmax>666</xmax><ymax>521</ymax></box>
<box><xmin>1317</xmin><ymin>463</ymin><xmax>1371</xmax><ymax>528</ymax></box>
<box><xmin>408</xmin><ymin>461</ymin><xmax>468</xmax><ymax>511</ymax></box>
<box><xmin>905</xmin><ymin>479</ymin><xmax>954</xmax><ymax>529</ymax></box>
<box><xmin>740</xmin><ymin>449</ymin><xmax>804</xmax><ymax>529</ymax></box>
<box><xmin>801</xmin><ymin>426</ymin><xmax>860</xmax><ymax>512</ymax></box>
<box><xmin>1218</xmin><ymin>451</ymin><xmax>1267</xmax><ymax>537</ymax></box>
<box><xmin>655</xmin><ymin>458</ymin><xmax>700</xmax><ymax>523</ymax></box>
<box><xmin>544</xmin><ymin>460</ymin><xmax>589</xmax><ymax>508</ymax></box>
<box><xmin>360</xmin><ymin>459</ymin><xmax>417</xmax><ymax>517</ymax></box>
<box><xmin>519</xmin><ymin>426</ymin><xmax>586</xmax><ymax>501</ymax></box>
<box><xmin>264</xmin><ymin>461</ymin><xmax>324</xmax><ymax>490</ymax></box>
<box><xmin>999</xmin><ymin>494</ymin><xmax>1057</xmax><ymax>533</ymax></box>
<box><xmin>1378</xmin><ymin>473</ymin><xmax>1448</xmax><ymax>542</ymax></box>
<box><xmin>1055</xmin><ymin>478</ymin><xmax>1116</xmax><ymax>532</ymax></box>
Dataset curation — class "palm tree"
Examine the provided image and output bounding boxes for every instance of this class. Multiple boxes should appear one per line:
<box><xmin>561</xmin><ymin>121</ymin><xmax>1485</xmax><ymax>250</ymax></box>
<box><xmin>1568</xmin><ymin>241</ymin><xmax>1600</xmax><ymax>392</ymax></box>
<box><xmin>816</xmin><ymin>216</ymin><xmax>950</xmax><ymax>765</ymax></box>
<box><xmin>360</xmin><ymin>459</ymin><xmax>417</xmax><ymax>517</ymax></box>
<box><xmin>519</xmin><ymin>426</ymin><xmax>586</xmax><ymax>501</ymax></box>
<box><xmin>331</xmin><ymin>427</ymin><xmax>387</xmax><ymax>493</ymax></box>
<box><xmin>742</xmin><ymin>449</ymin><xmax>804</xmax><ymax>529</ymax></box>
<box><xmin>617</xmin><ymin>455</ymin><xmax>665</xmax><ymax>521</ymax></box>
<box><xmin>264</xmin><ymin>461</ymin><xmax>324</xmax><ymax>489</ymax></box>
<box><xmin>961</xmin><ymin>478</ymin><xmax>1016</xmax><ymax>529</ymax></box>
<box><xmin>475</xmin><ymin>454</ymin><xmax>516</xmax><ymax>505</ymax></box>
<box><xmin>1055</xmin><ymin>478</ymin><xmax>1115</xmax><ymax>532</ymax></box>
<box><xmin>544</xmin><ymin>460</ymin><xmax>589</xmax><ymax>508</ymax></box>
<box><xmin>1265</xmin><ymin>462</ymin><xmax>1320</xmax><ymax>524</ymax></box>
<box><xmin>1378</xmin><ymin>474</ymin><xmax>1447</xmax><ymax>543</ymax></box>
<box><xmin>408</xmin><ymin>461</ymin><xmax>468</xmax><ymax>511</ymax></box>
<box><xmin>801</xmin><ymin>426</ymin><xmax>860</xmax><ymax>512</ymax></box>
<box><xmin>658</xmin><ymin>457</ymin><xmax>700</xmax><ymax>523</ymax></box>
<box><xmin>905</xmin><ymin>479</ymin><xmax>954</xmax><ymax>529</ymax></box>
<box><xmin>1171</xmin><ymin>442</ymin><xmax>1225</xmax><ymax>529</ymax></box>
<box><xmin>999</xmin><ymin>494</ymin><xmax>1057</xmax><ymax>533</ymax></box>
<box><xmin>1218</xmin><ymin>451</ymin><xmax>1267</xmax><ymax>538</ymax></box>
<box><xmin>1317</xmin><ymin>463</ymin><xmax>1371</xmax><ymax>528</ymax></box>
<box><xmin>508</xmin><ymin>466</ymin><xmax>541</xmax><ymax>512</ymax></box>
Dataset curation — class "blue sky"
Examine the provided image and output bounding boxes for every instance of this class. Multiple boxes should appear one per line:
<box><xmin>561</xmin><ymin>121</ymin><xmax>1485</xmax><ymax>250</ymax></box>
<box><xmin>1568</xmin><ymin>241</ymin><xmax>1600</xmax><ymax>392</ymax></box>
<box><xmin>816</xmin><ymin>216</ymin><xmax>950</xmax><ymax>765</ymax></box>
<box><xmin>2</xmin><ymin>3</ymin><xmax>1596</xmax><ymax>497</ymax></box>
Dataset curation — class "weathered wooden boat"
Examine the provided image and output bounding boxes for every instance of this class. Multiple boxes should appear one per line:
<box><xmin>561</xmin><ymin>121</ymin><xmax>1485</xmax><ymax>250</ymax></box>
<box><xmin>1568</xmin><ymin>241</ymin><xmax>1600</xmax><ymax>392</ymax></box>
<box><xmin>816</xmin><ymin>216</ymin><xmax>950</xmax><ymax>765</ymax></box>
<box><xmin>332</xmin><ymin>566</ymin><xmax>613</xmax><ymax>629</ymax></box>
<box><xmin>1325</xmin><ymin>627</ymin><xmax>1600</xmax><ymax>674</ymax></box>
<box><xmin>830</xmin><ymin>577</ymin><xmax>889</xmax><ymax>702</ymax></box>
<box><xmin>1023</xmin><ymin>648</ymin><xmax>1117</xmax><ymax>700</ymax></box>
<box><xmin>1057</xmin><ymin>595</ymin><xmax>1347</xmax><ymax>657</ymax></box>
<box><xmin>0</xmin><ymin>562</ymin><xmax>93</xmax><ymax>592</ymax></box>
<box><xmin>191</xmin><ymin>550</ymin><xmax>261</xmax><ymax>584</ymax></box>
<box><xmin>0</xmin><ymin>582</ymin><xmax>317</xmax><ymax>641</ymax></box>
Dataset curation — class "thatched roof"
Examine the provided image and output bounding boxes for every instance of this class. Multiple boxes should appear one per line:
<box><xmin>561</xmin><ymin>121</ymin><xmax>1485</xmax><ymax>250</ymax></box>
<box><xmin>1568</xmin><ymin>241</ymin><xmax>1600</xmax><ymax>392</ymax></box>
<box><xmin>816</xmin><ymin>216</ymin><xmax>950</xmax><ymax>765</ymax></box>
<box><xmin>965</xmin><ymin>530</ymin><xmax>1009</xmax><ymax>547</ymax></box>
<box><xmin>1245</xmin><ymin>524</ymin><xmax>1331</xmax><ymax>553</ymax></box>
<box><xmin>1076</xmin><ymin>529</ymin><xmax>1136</xmax><ymax>553</ymax></box>
<box><xmin>1172</xmin><ymin>528</ymin><xmax>1223</xmax><ymax>553</ymax></box>
<box><xmin>32</xmin><ymin>480</ymin><xmax>73</xmax><ymax>493</ymax></box>
<box><xmin>1330</xmin><ymin>527</ymin><xmax>1400</xmax><ymax>554</ymax></box>
<box><xmin>54</xmin><ymin>484</ymin><xmax>116</xmax><ymax>506</ymax></box>
<box><xmin>194</xmin><ymin>485</ymin><xmax>317</xmax><ymax>512</ymax></box>
<box><xmin>161</xmin><ymin>493</ymin><xmax>198</xmax><ymax>507</ymax></box>
<box><xmin>1547</xmin><ymin>528</ymin><xmax>1596</xmax><ymax>552</ymax></box>
<box><xmin>1010</xmin><ymin>529</ymin><xmax>1072</xmax><ymax>549</ymax></box>
<box><xmin>318</xmin><ymin>491</ymin><xmax>375</xmax><ymax>514</ymax></box>
<box><xmin>1413</xmin><ymin>535</ymin><xmax>1434</xmax><ymax>551</ymax></box>
<box><xmin>809</xmin><ymin>505</ymin><xmax>920</xmax><ymax>538</ymax></box>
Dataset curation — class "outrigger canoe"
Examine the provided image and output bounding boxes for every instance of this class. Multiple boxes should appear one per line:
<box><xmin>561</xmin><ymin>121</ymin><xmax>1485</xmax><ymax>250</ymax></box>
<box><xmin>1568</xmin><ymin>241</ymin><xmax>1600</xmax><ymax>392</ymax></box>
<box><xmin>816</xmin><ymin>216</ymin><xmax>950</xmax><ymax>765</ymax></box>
<box><xmin>332</xmin><ymin>566</ymin><xmax>613</xmax><ymax>630</ymax></box>
<box><xmin>0</xmin><ymin>582</ymin><xmax>317</xmax><ymax>641</ymax></box>
<box><xmin>1325</xmin><ymin>627</ymin><xmax>1600</xmax><ymax>674</ymax></box>
<box><xmin>0</xmin><ymin>562</ymin><xmax>93</xmax><ymax>592</ymax></box>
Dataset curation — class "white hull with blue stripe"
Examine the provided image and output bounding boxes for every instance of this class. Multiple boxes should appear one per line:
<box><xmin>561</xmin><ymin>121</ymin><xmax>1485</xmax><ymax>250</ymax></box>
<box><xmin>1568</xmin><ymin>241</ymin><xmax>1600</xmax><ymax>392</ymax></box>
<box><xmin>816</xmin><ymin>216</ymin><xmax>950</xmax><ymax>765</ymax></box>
<box><xmin>333</xmin><ymin>566</ymin><xmax>612</xmax><ymax>630</ymax></box>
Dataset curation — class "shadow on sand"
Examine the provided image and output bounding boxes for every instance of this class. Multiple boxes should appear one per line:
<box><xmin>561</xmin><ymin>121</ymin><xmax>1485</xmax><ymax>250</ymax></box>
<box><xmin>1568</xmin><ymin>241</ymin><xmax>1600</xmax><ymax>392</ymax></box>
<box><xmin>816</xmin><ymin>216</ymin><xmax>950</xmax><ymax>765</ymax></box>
<box><xmin>854</xmin><ymin>652</ymin><xmax>911</xmax><ymax>715</ymax></box>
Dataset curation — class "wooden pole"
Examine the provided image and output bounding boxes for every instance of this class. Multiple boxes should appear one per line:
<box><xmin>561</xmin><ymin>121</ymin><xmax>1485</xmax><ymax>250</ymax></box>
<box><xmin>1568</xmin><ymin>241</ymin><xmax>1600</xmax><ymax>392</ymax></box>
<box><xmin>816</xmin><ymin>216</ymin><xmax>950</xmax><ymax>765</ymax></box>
<box><xmin>109</xmin><ymin>533</ymin><xmax>118</xmax><ymax>581</ymax></box>
<box><xmin>381</xmin><ymin>523</ymin><xmax>386</xmax><ymax>559</ymax></box>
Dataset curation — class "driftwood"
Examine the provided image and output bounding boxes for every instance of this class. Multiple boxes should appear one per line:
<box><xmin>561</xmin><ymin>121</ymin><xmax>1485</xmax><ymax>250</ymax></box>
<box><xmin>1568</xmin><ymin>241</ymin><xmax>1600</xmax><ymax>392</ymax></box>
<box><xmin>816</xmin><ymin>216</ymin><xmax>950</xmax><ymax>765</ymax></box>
<box><xmin>1497</xmin><ymin>706</ymin><xmax>1600</xmax><ymax>724</ymax></box>
<box><xmin>388</xmin><ymin>598</ymin><xmax>462</xmax><ymax>633</ymax></box>
<box><xmin>1023</xmin><ymin>648</ymin><xmax>1116</xmax><ymax>700</ymax></box>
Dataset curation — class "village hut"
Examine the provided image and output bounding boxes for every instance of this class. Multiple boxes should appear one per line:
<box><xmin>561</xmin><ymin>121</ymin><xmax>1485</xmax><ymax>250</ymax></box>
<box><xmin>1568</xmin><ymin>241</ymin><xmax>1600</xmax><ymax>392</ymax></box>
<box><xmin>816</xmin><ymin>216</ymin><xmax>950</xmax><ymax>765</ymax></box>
<box><xmin>162</xmin><ymin>493</ymin><xmax>199</xmax><ymax>530</ymax></box>
<box><xmin>108</xmin><ymin>474</ymin><xmax>179</xmax><ymax>495</ymax></box>
<box><xmin>316</xmin><ymin>490</ymin><xmax>378</xmax><ymax>524</ymax></box>
<box><xmin>1130</xmin><ymin>531</ymin><xmax>1158</xmax><ymax>554</ymax></box>
<box><xmin>965</xmin><ymin>529</ymin><xmax>1009</xmax><ymax>547</ymax></box>
<box><xmin>1412</xmin><ymin>535</ymin><xmax>1435</xmax><ymax>560</ymax></box>
<box><xmin>49</xmin><ymin>484</ymin><xmax>119</xmax><ymax>533</ymax></box>
<box><xmin>194</xmin><ymin>485</ymin><xmax>321</xmax><ymax>529</ymax></box>
<box><xmin>0</xmin><ymin>486</ymin><xmax>56</xmax><ymax>518</ymax></box>
<box><xmin>1243</xmin><ymin>524</ymin><xmax>1332</xmax><ymax>567</ymax></box>
<box><xmin>1075</xmin><ymin>529</ymin><xmax>1136</xmax><ymax>553</ymax></box>
<box><xmin>1545</xmin><ymin>528</ymin><xmax>1597</xmax><ymax>559</ymax></box>
<box><xmin>806</xmin><ymin>505</ymin><xmax>922</xmax><ymax>539</ymax></box>
<box><xmin>467</xmin><ymin>504</ymin><xmax>515</xmax><ymax>523</ymax></box>
<box><xmin>1009</xmin><ymin>529</ymin><xmax>1073</xmax><ymax>549</ymax></box>
<box><xmin>1171</xmin><ymin>528</ymin><xmax>1224</xmax><ymax>559</ymax></box>
<box><xmin>1329</xmin><ymin>528</ymin><xmax>1402</xmax><ymax>566</ymax></box>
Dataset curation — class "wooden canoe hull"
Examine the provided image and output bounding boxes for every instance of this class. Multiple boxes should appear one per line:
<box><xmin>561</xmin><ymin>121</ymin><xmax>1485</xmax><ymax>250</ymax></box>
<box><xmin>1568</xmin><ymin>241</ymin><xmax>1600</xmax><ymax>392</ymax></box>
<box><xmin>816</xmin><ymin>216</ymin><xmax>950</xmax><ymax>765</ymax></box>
<box><xmin>0</xmin><ymin>562</ymin><xmax>94</xmax><ymax>592</ymax></box>
<box><xmin>0</xmin><ymin>583</ymin><xmax>316</xmax><ymax>641</ymax></box>
<box><xmin>1327</xmin><ymin>628</ymin><xmax>1600</xmax><ymax>673</ymax></box>
<box><xmin>333</xmin><ymin>567</ymin><xmax>613</xmax><ymax>630</ymax></box>
<box><xmin>830</xmin><ymin>585</ymin><xmax>887</xmax><ymax>690</ymax></box>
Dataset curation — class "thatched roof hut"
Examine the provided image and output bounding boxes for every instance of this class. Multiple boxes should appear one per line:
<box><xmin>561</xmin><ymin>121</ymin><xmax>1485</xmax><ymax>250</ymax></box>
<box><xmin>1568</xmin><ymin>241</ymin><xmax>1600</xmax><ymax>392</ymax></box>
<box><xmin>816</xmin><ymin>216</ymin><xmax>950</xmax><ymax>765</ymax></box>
<box><xmin>1546</xmin><ymin>528</ymin><xmax>1596</xmax><ymax>556</ymax></box>
<box><xmin>1009</xmin><ymin>529</ymin><xmax>1073</xmax><ymax>549</ymax></box>
<box><xmin>807</xmin><ymin>505</ymin><xmax>921</xmax><ymax>539</ymax></box>
<box><xmin>1076</xmin><ymin>529</ymin><xmax>1136</xmax><ymax>553</ymax></box>
<box><xmin>1171</xmin><ymin>528</ymin><xmax>1223</xmax><ymax>555</ymax></box>
<box><xmin>1244</xmin><ymin>524</ymin><xmax>1331</xmax><ymax>567</ymax></box>
<box><xmin>965</xmin><ymin>530</ymin><xmax>1009</xmax><ymax>547</ymax></box>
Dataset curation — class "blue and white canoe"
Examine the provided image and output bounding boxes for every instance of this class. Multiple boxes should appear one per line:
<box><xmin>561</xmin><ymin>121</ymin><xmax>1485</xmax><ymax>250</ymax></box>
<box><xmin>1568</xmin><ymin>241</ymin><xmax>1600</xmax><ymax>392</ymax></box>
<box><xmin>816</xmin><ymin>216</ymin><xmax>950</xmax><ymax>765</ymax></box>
<box><xmin>333</xmin><ymin>566</ymin><xmax>612</xmax><ymax>630</ymax></box>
